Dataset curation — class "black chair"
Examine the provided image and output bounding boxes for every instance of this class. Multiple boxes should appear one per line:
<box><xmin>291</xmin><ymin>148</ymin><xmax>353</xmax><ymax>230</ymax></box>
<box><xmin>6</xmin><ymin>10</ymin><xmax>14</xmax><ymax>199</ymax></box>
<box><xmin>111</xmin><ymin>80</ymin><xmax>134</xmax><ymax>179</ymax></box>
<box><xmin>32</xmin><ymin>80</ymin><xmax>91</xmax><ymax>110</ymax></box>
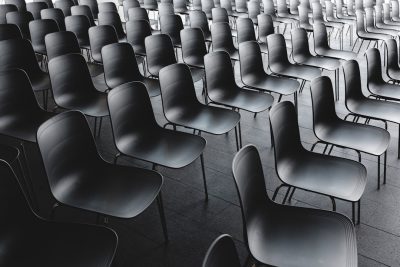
<box><xmin>6</xmin><ymin>10</ymin><xmax>33</xmax><ymax>40</ymax></box>
<box><xmin>143</xmin><ymin>0</ymin><xmax>158</xmax><ymax>11</ymax></box>
<box><xmin>237</xmin><ymin>17</ymin><xmax>267</xmax><ymax>54</ymax></box>
<box><xmin>0</xmin><ymin>4</ymin><xmax>18</xmax><ymax>24</ymax></box>
<box><xmin>211</xmin><ymin>22</ymin><xmax>238</xmax><ymax>60</ymax></box>
<box><xmin>232</xmin><ymin>144</ymin><xmax>358</xmax><ymax>267</ymax></box>
<box><xmin>108</xmin><ymin>81</ymin><xmax>208</xmax><ymax>199</ymax></box>
<box><xmin>45</xmin><ymin>30</ymin><xmax>81</xmax><ymax>60</ymax></box>
<box><xmin>26</xmin><ymin>1</ymin><xmax>48</xmax><ymax>19</ymax></box>
<box><xmin>220</xmin><ymin>0</ymin><xmax>243</xmax><ymax>18</ymax></box>
<box><xmin>235</xmin><ymin>0</ymin><xmax>247</xmax><ymax>13</ymax></box>
<box><xmin>257</xmin><ymin>13</ymin><xmax>275</xmax><ymax>46</ymax></box>
<box><xmin>65</xmin><ymin>14</ymin><xmax>91</xmax><ymax>49</ymax></box>
<box><xmin>37</xmin><ymin>110</ymin><xmax>168</xmax><ymax>241</ymax></box>
<box><xmin>310</xmin><ymin>76</ymin><xmax>390</xmax><ymax>189</ymax></box>
<box><xmin>0</xmin><ymin>38</ymin><xmax>51</xmax><ymax>108</ymax></box>
<box><xmin>0</xmin><ymin>23</ymin><xmax>22</xmax><ymax>40</ymax></box>
<box><xmin>40</xmin><ymin>8</ymin><xmax>66</xmax><ymax>30</ymax></box>
<box><xmin>270</xmin><ymin>101</ymin><xmax>367</xmax><ymax>223</ymax></box>
<box><xmin>189</xmin><ymin>10</ymin><xmax>211</xmax><ymax>42</ymax></box>
<box><xmin>48</xmin><ymin>53</ymin><xmax>109</xmax><ymax>135</ymax></box>
<box><xmin>98</xmin><ymin>1</ymin><xmax>118</xmax><ymax>13</ymax></box>
<box><xmin>71</xmin><ymin>5</ymin><xmax>96</xmax><ymax>26</ymax></box>
<box><xmin>89</xmin><ymin>24</ymin><xmax>118</xmax><ymax>64</ymax></box>
<box><xmin>211</xmin><ymin>7</ymin><xmax>237</xmax><ymax>37</ymax></box>
<box><xmin>204</xmin><ymin>51</ymin><xmax>274</xmax><ymax>121</ymax></box>
<box><xmin>123</xmin><ymin>0</ymin><xmax>140</xmax><ymax>20</ymax></box>
<box><xmin>54</xmin><ymin>0</ymin><xmax>74</xmax><ymax>16</ymax></box>
<box><xmin>127</xmin><ymin>7</ymin><xmax>159</xmax><ymax>33</ymax></box>
<box><xmin>201</xmin><ymin>0</ymin><xmax>214</xmax><ymax>19</ymax></box>
<box><xmin>102</xmin><ymin>42</ymin><xmax>160</xmax><ymax>96</ymax></box>
<box><xmin>126</xmin><ymin>19</ymin><xmax>151</xmax><ymax>56</ymax></box>
<box><xmin>239</xmin><ymin>41</ymin><xmax>299</xmax><ymax>107</ymax></box>
<box><xmin>180</xmin><ymin>27</ymin><xmax>206</xmax><ymax>83</ymax></box>
<box><xmin>343</xmin><ymin>60</ymin><xmax>400</xmax><ymax>159</ymax></box>
<box><xmin>5</xmin><ymin>0</ymin><xmax>26</xmax><ymax>11</ymax></box>
<box><xmin>158</xmin><ymin>2</ymin><xmax>174</xmax><ymax>17</ymax></box>
<box><xmin>202</xmin><ymin>234</ymin><xmax>241</xmax><ymax>267</ymax></box>
<box><xmin>0</xmin><ymin>158</ymin><xmax>118</xmax><ymax>266</ymax></box>
<box><xmin>173</xmin><ymin>0</ymin><xmax>189</xmax><ymax>15</ymax></box>
<box><xmin>98</xmin><ymin>11</ymin><xmax>126</xmax><ymax>42</ymax></box>
<box><xmin>34</xmin><ymin>0</ymin><xmax>54</xmax><ymax>8</ymax></box>
<box><xmin>145</xmin><ymin>34</ymin><xmax>177</xmax><ymax>78</ymax></box>
<box><xmin>160</xmin><ymin>14</ymin><xmax>184</xmax><ymax>49</ymax></box>
<box><xmin>29</xmin><ymin>19</ymin><xmax>59</xmax><ymax>56</ymax></box>
<box><xmin>267</xmin><ymin>33</ymin><xmax>321</xmax><ymax>94</ymax></box>
<box><xmin>159</xmin><ymin>63</ymin><xmax>241</xmax><ymax>150</ymax></box>
<box><xmin>80</xmin><ymin>0</ymin><xmax>99</xmax><ymax>19</ymax></box>
<box><xmin>385</xmin><ymin>38</ymin><xmax>400</xmax><ymax>83</ymax></box>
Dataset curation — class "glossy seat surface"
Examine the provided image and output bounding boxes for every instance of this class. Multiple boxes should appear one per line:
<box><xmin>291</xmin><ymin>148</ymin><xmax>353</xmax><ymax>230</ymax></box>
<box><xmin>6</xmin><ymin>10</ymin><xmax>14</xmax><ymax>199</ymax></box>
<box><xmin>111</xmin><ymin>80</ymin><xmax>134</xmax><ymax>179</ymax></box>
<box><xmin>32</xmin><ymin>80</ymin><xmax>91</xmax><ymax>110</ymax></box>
<box><xmin>29</xmin><ymin>19</ymin><xmax>59</xmax><ymax>55</ymax></box>
<box><xmin>88</xmin><ymin>25</ymin><xmax>118</xmax><ymax>64</ymax></box>
<box><xmin>40</xmin><ymin>8</ymin><xmax>66</xmax><ymax>31</ymax></box>
<box><xmin>232</xmin><ymin>145</ymin><xmax>358</xmax><ymax>267</ymax></box>
<box><xmin>385</xmin><ymin>38</ymin><xmax>400</xmax><ymax>81</ymax></box>
<box><xmin>159</xmin><ymin>63</ymin><xmax>240</xmax><ymax>135</ymax></box>
<box><xmin>126</xmin><ymin>19</ymin><xmax>151</xmax><ymax>56</ymax></box>
<box><xmin>6</xmin><ymin>10</ymin><xmax>33</xmax><ymax>39</ymax></box>
<box><xmin>0</xmin><ymin>23</ymin><xmax>22</xmax><ymax>41</ymax></box>
<box><xmin>145</xmin><ymin>34</ymin><xmax>177</xmax><ymax>77</ymax></box>
<box><xmin>211</xmin><ymin>22</ymin><xmax>239</xmax><ymax>60</ymax></box>
<box><xmin>37</xmin><ymin>111</ymin><xmax>163</xmax><ymax>218</ymax></box>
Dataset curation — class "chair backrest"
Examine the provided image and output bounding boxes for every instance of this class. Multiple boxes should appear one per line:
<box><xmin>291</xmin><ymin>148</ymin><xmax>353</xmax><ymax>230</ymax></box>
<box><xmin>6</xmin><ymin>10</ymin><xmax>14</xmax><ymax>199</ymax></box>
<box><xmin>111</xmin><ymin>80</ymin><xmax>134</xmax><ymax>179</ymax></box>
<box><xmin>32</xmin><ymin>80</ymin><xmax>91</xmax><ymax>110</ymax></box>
<box><xmin>204</xmin><ymin>51</ymin><xmax>237</xmax><ymax>94</ymax></box>
<box><xmin>159</xmin><ymin>63</ymin><xmax>200</xmax><ymax>113</ymax></box>
<box><xmin>237</xmin><ymin>17</ymin><xmax>256</xmax><ymax>44</ymax></box>
<box><xmin>277</xmin><ymin>0</ymin><xmax>289</xmax><ymax>15</ymax></box>
<box><xmin>365</xmin><ymin>48</ymin><xmax>385</xmax><ymax>84</ymax></box>
<box><xmin>257</xmin><ymin>13</ymin><xmax>274</xmax><ymax>42</ymax></box>
<box><xmin>144</xmin><ymin>0</ymin><xmax>158</xmax><ymax>9</ymax></box>
<box><xmin>160</xmin><ymin>14</ymin><xmax>183</xmax><ymax>43</ymax></box>
<box><xmin>269</xmin><ymin>101</ymin><xmax>303</xmax><ymax>163</ymax></box>
<box><xmin>26</xmin><ymin>1</ymin><xmax>47</xmax><ymax>19</ymax></box>
<box><xmin>6</xmin><ymin>10</ymin><xmax>33</xmax><ymax>39</ymax></box>
<box><xmin>127</xmin><ymin>7</ymin><xmax>149</xmax><ymax>22</ymax></box>
<box><xmin>126</xmin><ymin>19</ymin><xmax>151</xmax><ymax>55</ymax></box>
<box><xmin>355</xmin><ymin>10</ymin><xmax>366</xmax><ymax>33</ymax></box>
<box><xmin>173</xmin><ymin>0</ymin><xmax>188</xmax><ymax>12</ymax></box>
<box><xmin>45</xmin><ymin>30</ymin><xmax>81</xmax><ymax>60</ymax></box>
<box><xmin>335</xmin><ymin>0</ymin><xmax>344</xmax><ymax>16</ymax></box>
<box><xmin>98</xmin><ymin>1</ymin><xmax>117</xmax><ymax>13</ymax></box>
<box><xmin>202</xmin><ymin>234</ymin><xmax>241</xmax><ymax>267</ymax></box>
<box><xmin>158</xmin><ymin>2</ymin><xmax>174</xmax><ymax>16</ymax></box>
<box><xmin>266</xmin><ymin>33</ymin><xmax>290</xmax><ymax>67</ymax></box>
<box><xmin>313</xmin><ymin>22</ymin><xmax>329</xmax><ymax>49</ymax></box>
<box><xmin>355</xmin><ymin>0</ymin><xmax>363</xmax><ymax>10</ymax></box>
<box><xmin>262</xmin><ymin>0</ymin><xmax>275</xmax><ymax>16</ymax></box>
<box><xmin>0</xmin><ymin>23</ymin><xmax>22</xmax><ymax>40</ymax></box>
<box><xmin>54</xmin><ymin>0</ymin><xmax>74</xmax><ymax>16</ymax></box>
<box><xmin>48</xmin><ymin>53</ymin><xmax>97</xmax><ymax>105</ymax></box>
<box><xmin>107</xmin><ymin>82</ymin><xmax>158</xmax><ymax>147</ymax></box>
<box><xmin>65</xmin><ymin>15</ymin><xmax>90</xmax><ymax>46</ymax></box>
<box><xmin>37</xmin><ymin>111</ymin><xmax>102</xmax><ymax>198</ymax></box>
<box><xmin>290</xmin><ymin>0</ymin><xmax>300</xmax><ymax>14</ymax></box>
<box><xmin>383</xmin><ymin>3</ymin><xmax>392</xmax><ymax>22</ymax></box>
<box><xmin>192</xmin><ymin>0</ymin><xmax>202</xmax><ymax>10</ymax></box>
<box><xmin>211</xmin><ymin>22</ymin><xmax>235</xmax><ymax>52</ymax></box>
<box><xmin>189</xmin><ymin>10</ymin><xmax>210</xmax><ymax>36</ymax></box>
<box><xmin>180</xmin><ymin>27</ymin><xmax>207</xmax><ymax>67</ymax></box>
<box><xmin>375</xmin><ymin>4</ymin><xmax>384</xmax><ymax>24</ymax></box>
<box><xmin>298</xmin><ymin>4</ymin><xmax>311</xmax><ymax>26</ymax></box>
<box><xmin>220</xmin><ymin>0</ymin><xmax>233</xmax><ymax>13</ymax></box>
<box><xmin>5</xmin><ymin>0</ymin><xmax>26</xmax><ymax>11</ymax></box>
<box><xmin>201</xmin><ymin>0</ymin><xmax>215</xmax><ymax>18</ymax></box>
<box><xmin>123</xmin><ymin>0</ymin><xmax>139</xmax><ymax>20</ymax></box>
<box><xmin>102</xmin><ymin>42</ymin><xmax>142</xmax><ymax>89</ymax></box>
<box><xmin>385</xmin><ymin>38</ymin><xmax>399</xmax><ymax>72</ymax></box>
<box><xmin>238</xmin><ymin>41</ymin><xmax>265</xmax><ymax>80</ymax></box>
<box><xmin>71</xmin><ymin>5</ymin><xmax>96</xmax><ymax>26</ymax></box>
<box><xmin>291</xmin><ymin>27</ymin><xmax>312</xmax><ymax>60</ymax></box>
<box><xmin>364</xmin><ymin>7</ymin><xmax>375</xmax><ymax>28</ymax></box>
<box><xmin>80</xmin><ymin>0</ymin><xmax>99</xmax><ymax>19</ymax></box>
<box><xmin>392</xmin><ymin>0</ymin><xmax>400</xmax><ymax>19</ymax></box>
<box><xmin>145</xmin><ymin>34</ymin><xmax>177</xmax><ymax>76</ymax></box>
<box><xmin>88</xmin><ymin>24</ymin><xmax>118</xmax><ymax>63</ymax></box>
<box><xmin>342</xmin><ymin>60</ymin><xmax>364</xmax><ymax>103</ymax></box>
<box><xmin>29</xmin><ymin>19</ymin><xmax>59</xmax><ymax>53</ymax></box>
<box><xmin>0</xmin><ymin>4</ymin><xmax>18</xmax><ymax>24</ymax></box>
<box><xmin>40</xmin><ymin>8</ymin><xmax>66</xmax><ymax>30</ymax></box>
<box><xmin>311</xmin><ymin>2</ymin><xmax>324</xmax><ymax>23</ymax></box>
<box><xmin>34</xmin><ymin>0</ymin><xmax>54</xmax><ymax>8</ymax></box>
<box><xmin>248</xmin><ymin>0</ymin><xmax>260</xmax><ymax>22</ymax></box>
<box><xmin>325</xmin><ymin>0</ymin><xmax>335</xmax><ymax>20</ymax></box>
<box><xmin>347</xmin><ymin>0</ymin><xmax>355</xmax><ymax>14</ymax></box>
<box><xmin>211</xmin><ymin>7</ymin><xmax>229</xmax><ymax>23</ymax></box>
<box><xmin>310</xmin><ymin>76</ymin><xmax>340</xmax><ymax>129</ymax></box>
<box><xmin>235</xmin><ymin>0</ymin><xmax>247</xmax><ymax>12</ymax></box>
<box><xmin>98</xmin><ymin>11</ymin><xmax>125</xmax><ymax>39</ymax></box>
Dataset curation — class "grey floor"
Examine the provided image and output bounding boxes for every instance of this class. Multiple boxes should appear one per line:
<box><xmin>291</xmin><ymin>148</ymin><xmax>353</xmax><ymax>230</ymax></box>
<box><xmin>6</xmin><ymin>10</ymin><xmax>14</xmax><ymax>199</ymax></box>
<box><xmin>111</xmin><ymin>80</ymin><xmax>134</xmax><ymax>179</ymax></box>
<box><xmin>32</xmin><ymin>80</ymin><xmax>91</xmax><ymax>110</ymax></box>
<box><xmin>18</xmin><ymin>26</ymin><xmax>400</xmax><ymax>266</ymax></box>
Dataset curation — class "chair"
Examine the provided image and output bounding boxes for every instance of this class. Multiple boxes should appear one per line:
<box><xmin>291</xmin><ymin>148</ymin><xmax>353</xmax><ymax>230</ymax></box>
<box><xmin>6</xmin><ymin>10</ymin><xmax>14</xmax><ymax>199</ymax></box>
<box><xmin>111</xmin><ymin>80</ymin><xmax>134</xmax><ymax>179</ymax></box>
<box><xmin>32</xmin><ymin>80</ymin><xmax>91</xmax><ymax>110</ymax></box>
<box><xmin>0</xmin><ymin>23</ymin><xmax>22</xmax><ymax>40</ymax></box>
<box><xmin>267</xmin><ymin>33</ymin><xmax>321</xmax><ymax>94</ymax></box>
<box><xmin>99</xmin><ymin>1</ymin><xmax>118</xmax><ymax>13</ymax></box>
<box><xmin>202</xmin><ymin>235</ymin><xmax>241</xmax><ymax>267</ymax></box>
<box><xmin>310</xmin><ymin>76</ymin><xmax>389</xmax><ymax>189</ymax></box>
<box><xmin>34</xmin><ymin>0</ymin><xmax>54</xmax><ymax>8</ymax></box>
<box><xmin>201</xmin><ymin>0</ymin><xmax>214</xmax><ymax>19</ymax></box>
<box><xmin>204</xmin><ymin>51</ymin><xmax>274</xmax><ymax>119</ymax></box>
<box><xmin>54</xmin><ymin>0</ymin><xmax>74</xmax><ymax>16</ymax></box>
<box><xmin>247</xmin><ymin>0</ymin><xmax>260</xmax><ymax>24</ymax></box>
<box><xmin>71</xmin><ymin>5</ymin><xmax>96</xmax><ymax>26</ymax></box>
<box><xmin>257</xmin><ymin>13</ymin><xmax>275</xmax><ymax>44</ymax></box>
<box><xmin>160</xmin><ymin>14</ymin><xmax>184</xmax><ymax>48</ymax></box>
<box><xmin>173</xmin><ymin>0</ymin><xmax>189</xmax><ymax>14</ymax></box>
<box><xmin>102</xmin><ymin>43</ymin><xmax>160</xmax><ymax>96</ymax></box>
<box><xmin>277</xmin><ymin>0</ymin><xmax>298</xmax><ymax>20</ymax></box>
<box><xmin>375</xmin><ymin>4</ymin><xmax>400</xmax><ymax>30</ymax></box>
<box><xmin>29</xmin><ymin>19</ymin><xmax>59</xmax><ymax>57</ymax></box>
<box><xmin>98</xmin><ymin>11</ymin><xmax>126</xmax><ymax>42</ymax></box>
<box><xmin>220</xmin><ymin>0</ymin><xmax>243</xmax><ymax>18</ymax></box>
<box><xmin>343</xmin><ymin>59</ymin><xmax>400</xmax><ymax>159</ymax></box>
<box><xmin>143</xmin><ymin>0</ymin><xmax>158</xmax><ymax>10</ymax></box>
<box><xmin>0</xmin><ymin>158</ymin><xmax>118</xmax><ymax>266</ymax></box>
<box><xmin>325</xmin><ymin>1</ymin><xmax>353</xmax><ymax>46</ymax></box>
<box><xmin>65</xmin><ymin>15</ymin><xmax>91</xmax><ymax>49</ymax></box>
<box><xmin>158</xmin><ymin>2</ymin><xmax>174</xmax><ymax>16</ymax></box>
<box><xmin>235</xmin><ymin>0</ymin><xmax>247</xmax><ymax>13</ymax></box>
<box><xmin>145</xmin><ymin>34</ymin><xmax>177</xmax><ymax>77</ymax></box>
<box><xmin>108</xmin><ymin>81</ymin><xmax>208</xmax><ymax>198</ymax></box>
<box><xmin>6</xmin><ymin>10</ymin><xmax>33</xmax><ymax>40</ymax></box>
<box><xmin>5</xmin><ymin>0</ymin><xmax>26</xmax><ymax>11</ymax></box>
<box><xmin>159</xmin><ymin>63</ymin><xmax>241</xmax><ymax>149</ymax></box>
<box><xmin>298</xmin><ymin>4</ymin><xmax>313</xmax><ymax>32</ymax></box>
<box><xmin>26</xmin><ymin>1</ymin><xmax>48</xmax><ymax>20</ymax></box>
<box><xmin>89</xmin><ymin>25</ymin><xmax>118</xmax><ymax>64</ymax></box>
<box><xmin>189</xmin><ymin>10</ymin><xmax>211</xmax><ymax>42</ymax></box>
<box><xmin>40</xmin><ymin>8</ymin><xmax>66</xmax><ymax>30</ymax></box>
<box><xmin>383</xmin><ymin>3</ymin><xmax>400</xmax><ymax>26</ymax></box>
<box><xmin>0</xmin><ymin>4</ymin><xmax>18</xmax><ymax>24</ymax></box>
<box><xmin>385</xmin><ymin>38</ymin><xmax>400</xmax><ymax>83</ymax></box>
<box><xmin>192</xmin><ymin>0</ymin><xmax>202</xmax><ymax>11</ymax></box>
<box><xmin>80</xmin><ymin>0</ymin><xmax>99</xmax><ymax>19</ymax></box>
<box><xmin>232</xmin><ymin>144</ymin><xmax>358</xmax><ymax>266</ymax></box>
<box><xmin>211</xmin><ymin>22</ymin><xmax>238</xmax><ymax>60</ymax></box>
<box><xmin>126</xmin><ymin>19</ymin><xmax>151</xmax><ymax>57</ymax></box>
<box><xmin>37</xmin><ymin>110</ymin><xmax>168</xmax><ymax>241</ymax></box>
<box><xmin>211</xmin><ymin>7</ymin><xmax>237</xmax><ymax>37</ymax></box>
<box><xmin>391</xmin><ymin>0</ymin><xmax>400</xmax><ymax>22</ymax></box>
<box><xmin>237</xmin><ymin>18</ymin><xmax>267</xmax><ymax>54</ymax></box>
<box><xmin>123</xmin><ymin>0</ymin><xmax>140</xmax><ymax>20</ymax></box>
<box><xmin>180</xmin><ymin>28</ymin><xmax>206</xmax><ymax>82</ymax></box>
<box><xmin>239</xmin><ymin>41</ymin><xmax>299</xmax><ymax>106</ymax></box>
<box><xmin>364</xmin><ymin>7</ymin><xmax>398</xmax><ymax>38</ymax></box>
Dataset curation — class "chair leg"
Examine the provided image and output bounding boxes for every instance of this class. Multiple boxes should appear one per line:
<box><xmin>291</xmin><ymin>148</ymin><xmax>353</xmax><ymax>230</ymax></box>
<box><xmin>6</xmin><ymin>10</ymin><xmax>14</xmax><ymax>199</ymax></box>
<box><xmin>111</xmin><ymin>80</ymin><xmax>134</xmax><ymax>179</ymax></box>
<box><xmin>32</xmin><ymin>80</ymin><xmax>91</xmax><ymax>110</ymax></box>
<box><xmin>234</xmin><ymin>126</ymin><xmax>240</xmax><ymax>151</ymax></box>
<box><xmin>113</xmin><ymin>152</ymin><xmax>121</xmax><ymax>164</ymax></box>
<box><xmin>156</xmin><ymin>192</ymin><xmax>169</xmax><ymax>242</ymax></box>
<box><xmin>200</xmin><ymin>154</ymin><xmax>209</xmax><ymax>201</ymax></box>
<box><xmin>377</xmin><ymin>154</ymin><xmax>381</xmax><ymax>190</ymax></box>
<box><xmin>352</xmin><ymin>201</ymin><xmax>355</xmax><ymax>223</ymax></box>
<box><xmin>272</xmin><ymin>184</ymin><xmax>287</xmax><ymax>201</ymax></box>
<box><xmin>383</xmin><ymin>151</ymin><xmax>387</xmax><ymax>184</ymax></box>
<box><xmin>238</xmin><ymin>120</ymin><xmax>243</xmax><ymax>148</ymax></box>
<box><xmin>282</xmin><ymin>186</ymin><xmax>291</xmax><ymax>205</ymax></box>
<box><xmin>288</xmin><ymin>187</ymin><xmax>296</xmax><ymax>202</ymax></box>
<box><xmin>398</xmin><ymin>124</ymin><xmax>400</xmax><ymax>158</ymax></box>
<box><xmin>50</xmin><ymin>202</ymin><xmax>60</xmax><ymax>219</ymax></box>
<box><xmin>357</xmin><ymin>200</ymin><xmax>361</xmax><ymax>225</ymax></box>
<box><xmin>335</xmin><ymin>68</ymin><xmax>339</xmax><ymax>101</ymax></box>
<box><xmin>97</xmin><ymin>117</ymin><xmax>103</xmax><ymax>137</ymax></box>
<box><xmin>19</xmin><ymin>142</ymin><xmax>39</xmax><ymax>211</ymax></box>
<box><xmin>330</xmin><ymin>196</ymin><xmax>336</xmax><ymax>211</ymax></box>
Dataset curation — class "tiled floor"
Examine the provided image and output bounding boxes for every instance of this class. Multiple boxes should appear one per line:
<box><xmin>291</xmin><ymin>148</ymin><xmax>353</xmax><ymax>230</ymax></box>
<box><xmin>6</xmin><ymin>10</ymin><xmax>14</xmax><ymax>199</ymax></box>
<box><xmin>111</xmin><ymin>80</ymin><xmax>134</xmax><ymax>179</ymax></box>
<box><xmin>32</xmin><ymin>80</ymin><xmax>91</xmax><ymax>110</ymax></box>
<box><xmin>15</xmin><ymin>27</ymin><xmax>400</xmax><ymax>266</ymax></box>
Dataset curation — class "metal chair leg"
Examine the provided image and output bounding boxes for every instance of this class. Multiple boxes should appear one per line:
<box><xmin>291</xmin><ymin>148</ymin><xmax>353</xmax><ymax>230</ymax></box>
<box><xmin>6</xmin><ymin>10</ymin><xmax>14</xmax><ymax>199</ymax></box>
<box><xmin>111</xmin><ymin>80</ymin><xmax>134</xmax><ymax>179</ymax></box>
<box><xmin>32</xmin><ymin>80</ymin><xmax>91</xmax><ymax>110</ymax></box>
<box><xmin>156</xmin><ymin>192</ymin><xmax>169</xmax><ymax>242</ymax></box>
<box><xmin>200</xmin><ymin>154</ymin><xmax>208</xmax><ymax>201</ymax></box>
<box><xmin>377</xmin><ymin>154</ymin><xmax>381</xmax><ymax>189</ymax></box>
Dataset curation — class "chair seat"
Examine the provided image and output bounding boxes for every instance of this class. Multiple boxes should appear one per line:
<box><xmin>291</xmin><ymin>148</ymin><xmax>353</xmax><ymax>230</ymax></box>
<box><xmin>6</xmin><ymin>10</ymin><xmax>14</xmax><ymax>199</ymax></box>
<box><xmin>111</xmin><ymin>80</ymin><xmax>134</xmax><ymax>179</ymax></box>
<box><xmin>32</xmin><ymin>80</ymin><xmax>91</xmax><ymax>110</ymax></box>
<box><xmin>4</xmin><ymin>221</ymin><xmax>117</xmax><ymax>267</ymax></box>
<box><xmin>189</xmin><ymin>67</ymin><xmax>205</xmax><ymax>82</ymax></box>
<box><xmin>208</xmin><ymin>87</ymin><xmax>274</xmax><ymax>112</ymax></box>
<box><xmin>33</xmin><ymin>44</ymin><xmax>47</xmax><ymax>55</ymax></box>
<box><xmin>243</xmin><ymin>73</ymin><xmax>299</xmax><ymax>95</ymax></box>
<box><xmin>87</xmin><ymin>63</ymin><xmax>104</xmax><ymax>77</ymax></box>
<box><xmin>376</xmin><ymin>23</ymin><xmax>400</xmax><ymax>31</ymax></box>
<box><xmin>249</xmin><ymin>205</ymin><xmax>357</xmax><ymax>267</ymax></box>
<box><xmin>214</xmin><ymin>48</ymin><xmax>239</xmax><ymax>61</ymax></box>
<box><xmin>388</xmin><ymin>68</ymin><xmax>400</xmax><ymax>81</ymax></box>
<box><xmin>53</xmin><ymin>163</ymin><xmax>162</xmax><ymax>218</ymax></box>
<box><xmin>347</xmin><ymin>98</ymin><xmax>400</xmax><ymax>124</ymax></box>
<box><xmin>315</xmin><ymin>121</ymin><xmax>390</xmax><ymax>156</ymax></box>
<box><xmin>117</xmin><ymin>129</ymin><xmax>205</xmax><ymax>168</ymax></box>
<box><xmin>270</xmin><ymin>63</ymin><xmax>322</xmax><ymax>81</ymax></box>
<box><xmin>31</xmin><ymin>72</ymin><xmax>51</xmax><ymax>92</ymax></box>
<box><xmin>278</xmin><ymin>152</ymin><xmax>366</xmax><ymax>202</ymax></box>
<box><xmin>294</xmin><ymin>54</ymin><xmax>340</xmax><ymax>70</ymax></box>
<box><xmin>166</xmin><ymin>105</ymin><xmax>240</xmax><ymax>135</ymax></box>
<box><xmin>132</xmin><ymin>45</ymin><xmax>146</xmax><ymax>56</ymax></box>
<box><xmin>315</xmin><ymin>47</ymin><xmax>357</xmax><ymax>61</ymax></box>
<box><xmin>358</xmin><ymin>31</ymin><xmax>391</xmax><ymax>40</ymax></box>
<box><xmin>140</xmin><ymin>76</ymin><xmax>161</xmax><ymax>97</ymax></box>
<box><xmin>57</xmin><ymin>91</ymin><xmax>109</xmax><ymax>117</ymax></box>
<box><xmin>92</xmin><ymin>73</ymin><xmax>109</xmax><ymax>92</ymax></box>
<box><xmin>277</xmin><ymin>13</ymin><xmax>298</xmax><ymax>20</ymax></box>
<box><xmin>366</xmin><ymin>27</ymin><xmax>398</xmax><ymax>37</ymax></box>
<box><xmin>369</xmin><ymin>81</ymin><xmax>400</xmax><ymax>101</ymax></box>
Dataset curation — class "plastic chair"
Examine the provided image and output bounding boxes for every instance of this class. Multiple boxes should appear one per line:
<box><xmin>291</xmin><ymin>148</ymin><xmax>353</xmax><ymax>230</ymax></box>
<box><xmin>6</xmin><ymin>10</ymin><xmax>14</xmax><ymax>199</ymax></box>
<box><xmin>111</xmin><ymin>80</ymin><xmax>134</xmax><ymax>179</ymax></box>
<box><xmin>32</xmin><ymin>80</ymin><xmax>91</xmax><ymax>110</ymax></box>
<box><xmin>211</xmin><ymin>22</ymin><xmax>238</xmax><ymax>60</ymax></box>
<box><xmin>5</xmin><ymin>0</ymin><xmax>26</xmax><ymax>11</ymax></box>
<box><xmin>180</xmin><ymin>27</ymin><xmax>206</xmax><ymax>82</ymax></box>
<box><xmin>126</xmin><ymin>19</ymin><xmax>151</xmax><ymax>56</ymax></box>
<box><xmin>0</xmin><ymin>23</ymin><xmax>22</xmax><ymax>40</ymax></box>
<box><xmin>98</xmin><ymin>1</ymin><xmax>118</xmax><ymax>13</ymax></box>
<box><xmin>98</xmin><ymin>11</ymin><xmax>126</xmax><ymax>42</ymax></box>
<box><xmin>45</xmin><ymin>31</ymin><xmax>80</xmax><ymax>60</ymax></box>
<box><xmin>123</xmin><ymin>0</ymin><xmax>140</xmax><ymax>20</ymax></box>
<box><xmin>65</xmin><ymin>15</ymin><xmax>91</xmax><ymax>49</ymax></box>
<box><xmin>160</xmin><ymin>14</ymin><xmax>184</xmax><ymax>48</ymax></box>
<box><xmin>26</xmin><ymin>1</ymin><xmax>47</xmax><ymax>19</ymax></box>
<box><xmin>89</xmin><ymin>25</ymin><xmax>119</xmax><ymax>64</ymax></box>
<box><xmin>145</xmin><ymin>34</ymin><xmax>177</xmax><ymax>77</ymax></box>
<box><xmin>29</xmin><ymin>19</ymin><xmax>59</xmax><ymax>56</ymax></box>
<box><xmin>189</xmin><ymin>10</ymin><xmax>211</xmax><ymax>42</ymax></box>
<box><xmin>80</xmin><ymin>0</ymin><xmax>99</xmax><ymax>19</ymax></box>
<box><xmin>40</xmin><ymin>8</ymin><xmax>66</xmax><ymax>30</ymax></box>
<box><xmin>202</xmin><ymin>234</ymin><xmax>241</xmax><ymax>267</ymax></box>
<box><xmin>6</xmin><ymin>10</ymin><xmax>33</xmax><ymax>39</ymax></box>
<box><xmin>385</xmin><ymin>38</ymin><xmax>400</xmax><ymax>83</ymax></box>
<box><xmin>0</xmin><ymin>4</ymin><xmax>18</xmax><ymax>24</ymax></box>
<box><xmin>34</xmin><ymin>0</ymin><xmax>54</xmax><ymax>8</ymax></box>
<box><xmin>54</xmin><ymin>0</ymin><xmax>74</xmax><ymax>16</ymax></box>
<box><xmin>201</xmin><ymin>0</ymin><xmax>214</xmax><ymax>19</ymax></box>
<box><xmin>71</xmin><ymin>5</ymin><xmax>96</xmax><ymax>26</ymax></box>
